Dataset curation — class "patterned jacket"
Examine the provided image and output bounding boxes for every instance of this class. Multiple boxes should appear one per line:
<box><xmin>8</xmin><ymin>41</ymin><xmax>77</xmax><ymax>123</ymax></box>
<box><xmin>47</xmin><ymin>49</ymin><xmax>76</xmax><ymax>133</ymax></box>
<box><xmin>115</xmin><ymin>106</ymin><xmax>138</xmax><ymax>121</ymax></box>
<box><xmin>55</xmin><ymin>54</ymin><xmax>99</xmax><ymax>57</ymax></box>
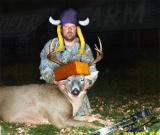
<box><xmin>39</xmin><ymin>37</ymin><xmax>98</xmax><ymax>85</ymax></box>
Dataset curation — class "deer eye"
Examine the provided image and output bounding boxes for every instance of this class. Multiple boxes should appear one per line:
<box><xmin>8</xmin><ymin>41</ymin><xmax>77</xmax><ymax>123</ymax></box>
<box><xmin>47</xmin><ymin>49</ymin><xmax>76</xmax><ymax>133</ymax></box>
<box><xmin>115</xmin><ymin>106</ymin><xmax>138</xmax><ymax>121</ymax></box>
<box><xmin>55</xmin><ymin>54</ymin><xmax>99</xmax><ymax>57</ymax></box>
<box><xmin>67</xmin><ymin>79</ymin><xmax>71</xmax><ymax>82</ymax></box>
<box><xmin>80</xmin><ymin>78</ymin><xmax>84</xmax><ymax>82</ymax></box>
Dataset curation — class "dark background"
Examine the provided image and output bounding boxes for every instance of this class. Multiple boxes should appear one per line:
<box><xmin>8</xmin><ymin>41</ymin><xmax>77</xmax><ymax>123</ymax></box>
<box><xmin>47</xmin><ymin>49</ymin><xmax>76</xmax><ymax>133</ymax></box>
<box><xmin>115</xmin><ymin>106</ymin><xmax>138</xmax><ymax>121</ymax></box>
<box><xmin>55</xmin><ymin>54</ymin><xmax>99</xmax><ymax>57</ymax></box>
<box><xmin>0</xmin><ymin>0</ymin><xmax>160</xmax><ymax>85</ymax></box>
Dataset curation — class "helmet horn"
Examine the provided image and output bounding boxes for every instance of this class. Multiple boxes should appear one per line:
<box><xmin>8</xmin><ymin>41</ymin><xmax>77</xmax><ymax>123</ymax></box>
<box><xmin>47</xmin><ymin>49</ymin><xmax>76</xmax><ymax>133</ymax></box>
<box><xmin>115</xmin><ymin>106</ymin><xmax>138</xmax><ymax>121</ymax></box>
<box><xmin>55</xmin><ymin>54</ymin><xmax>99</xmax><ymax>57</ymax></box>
<box><xmin>49</xmin><ymin>16</ymin><xmax>61</xmax><ymax>25</ymax></box>
<box><xmin>78</xmin><ymin>18</ymin><xmax>90</xmax><ymax>26</ymax></box>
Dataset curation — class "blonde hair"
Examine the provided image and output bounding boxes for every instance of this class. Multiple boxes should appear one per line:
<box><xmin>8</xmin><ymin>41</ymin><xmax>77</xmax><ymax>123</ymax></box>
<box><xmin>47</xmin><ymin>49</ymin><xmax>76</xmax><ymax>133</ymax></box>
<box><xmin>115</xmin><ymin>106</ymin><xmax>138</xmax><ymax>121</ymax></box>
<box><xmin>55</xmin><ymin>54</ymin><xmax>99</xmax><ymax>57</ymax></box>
<box><xmin>77</xmin><ymin>26</ymin><xmax>85</xmax><ymax>54</ymax></box>
<box><xmin>55</xmin><ymin>25</ymin><xmax>86</xmax><ymax>54</ymax></box>
<box><xmin>56</xmin><ymin>25</ymin><xmax>65</xmax><ymax>52</ymax></box>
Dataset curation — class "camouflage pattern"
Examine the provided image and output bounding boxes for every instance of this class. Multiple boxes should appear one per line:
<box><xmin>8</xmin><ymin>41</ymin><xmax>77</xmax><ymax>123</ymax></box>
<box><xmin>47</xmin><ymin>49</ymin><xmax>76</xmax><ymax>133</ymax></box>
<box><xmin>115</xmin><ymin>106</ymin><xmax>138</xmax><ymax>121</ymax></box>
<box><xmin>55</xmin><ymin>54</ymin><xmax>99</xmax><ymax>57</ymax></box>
<box><xmin>39</xmin><ymin>37</ymin><xmax>98</xmax><ymax>116</ymax></box>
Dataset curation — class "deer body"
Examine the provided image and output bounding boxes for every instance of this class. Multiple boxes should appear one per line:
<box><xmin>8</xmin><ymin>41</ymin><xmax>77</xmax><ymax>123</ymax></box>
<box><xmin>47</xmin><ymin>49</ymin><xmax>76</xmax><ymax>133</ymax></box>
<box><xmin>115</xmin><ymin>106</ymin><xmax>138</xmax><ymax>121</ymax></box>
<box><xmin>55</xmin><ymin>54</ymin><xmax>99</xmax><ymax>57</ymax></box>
<box><xmin>0</xmin><ymin>76</ymin><xmax>95</xmax><ymax>128</ymax></box>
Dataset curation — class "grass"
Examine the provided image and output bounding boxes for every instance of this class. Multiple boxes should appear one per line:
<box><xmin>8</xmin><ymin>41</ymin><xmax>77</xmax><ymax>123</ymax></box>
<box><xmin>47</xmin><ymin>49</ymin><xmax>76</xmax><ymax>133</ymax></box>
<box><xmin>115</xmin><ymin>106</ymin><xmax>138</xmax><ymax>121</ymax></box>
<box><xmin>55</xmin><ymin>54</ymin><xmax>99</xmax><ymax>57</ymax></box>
<box><xmin>0</xmin><ymin>57</ymin><xmax>159</xmax><ymax>134</ymax></box>
<box><xmin>28</xmin><ymin>124</ymin><xmax>59</xmax><ymax>135</ymax></box>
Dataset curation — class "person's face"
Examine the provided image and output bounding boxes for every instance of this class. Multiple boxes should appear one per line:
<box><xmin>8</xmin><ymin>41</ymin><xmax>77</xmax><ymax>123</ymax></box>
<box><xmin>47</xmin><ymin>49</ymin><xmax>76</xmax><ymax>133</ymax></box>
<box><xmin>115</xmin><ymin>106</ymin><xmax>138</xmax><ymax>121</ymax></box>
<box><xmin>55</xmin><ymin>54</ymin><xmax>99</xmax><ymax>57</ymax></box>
<box><xmin>62</xmin><ymin>23</ymin><xmax>77</xmax><ymax>42</ymax></box>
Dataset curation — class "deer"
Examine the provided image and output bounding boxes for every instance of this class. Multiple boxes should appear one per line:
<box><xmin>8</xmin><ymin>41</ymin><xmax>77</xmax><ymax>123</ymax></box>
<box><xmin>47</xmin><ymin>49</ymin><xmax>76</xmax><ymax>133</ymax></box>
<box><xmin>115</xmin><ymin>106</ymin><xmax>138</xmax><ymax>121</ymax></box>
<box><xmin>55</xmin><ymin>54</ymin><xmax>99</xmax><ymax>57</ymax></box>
<box><xmin>0</xmin><ymin>37</ymin><xmax>103</xmax><ymax>128</ymax></box>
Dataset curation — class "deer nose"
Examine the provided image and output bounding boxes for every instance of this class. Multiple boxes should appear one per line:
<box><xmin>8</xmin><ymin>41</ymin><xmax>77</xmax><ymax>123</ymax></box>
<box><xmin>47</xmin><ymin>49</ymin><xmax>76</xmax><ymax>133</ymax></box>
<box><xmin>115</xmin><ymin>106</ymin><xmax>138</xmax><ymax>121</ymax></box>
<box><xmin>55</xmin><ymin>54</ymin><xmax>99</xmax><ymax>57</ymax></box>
<box><xmin>71</xmin><ymin>88</ymin><xmax>80</xmax><ymax>96</ymax></box>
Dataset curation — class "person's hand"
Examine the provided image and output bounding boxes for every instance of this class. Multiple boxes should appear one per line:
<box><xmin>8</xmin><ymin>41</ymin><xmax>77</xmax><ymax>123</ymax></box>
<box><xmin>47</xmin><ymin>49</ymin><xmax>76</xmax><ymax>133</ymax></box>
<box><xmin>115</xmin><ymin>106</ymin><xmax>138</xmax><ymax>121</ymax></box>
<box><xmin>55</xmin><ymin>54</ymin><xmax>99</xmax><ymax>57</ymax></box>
<box><xmin>83</xmin><ymin>79</ymin><xmax>92</xmax><ymax>91</ymax></box>
<box><xmin>53</xmin><ymin>80</ymin><xmax>66</xmax><ymax>92</ymax></box>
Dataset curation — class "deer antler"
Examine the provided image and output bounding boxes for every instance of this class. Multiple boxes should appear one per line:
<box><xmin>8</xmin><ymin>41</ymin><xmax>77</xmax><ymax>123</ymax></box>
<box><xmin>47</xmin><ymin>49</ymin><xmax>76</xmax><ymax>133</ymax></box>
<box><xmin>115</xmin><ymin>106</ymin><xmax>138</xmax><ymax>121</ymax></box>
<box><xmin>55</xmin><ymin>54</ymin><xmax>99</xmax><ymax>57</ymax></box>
<box><xmin>47</xmin><ymin>52</ymin><xmax>64</xmax><ymax>65</ymax></box>
<box><xmin>47</xmin><ymin>40</ymin><xmax>64</xmax><ymax>65</ymax></box>
<box><xmin>47</xmin><ymin>37</ymin><xmax>103</xmax><ymax>66</ymax></box>
<box><xmin>89</xmin><ymin>37</ymin><xmax>104</xmax><ymax>65</ymax></box>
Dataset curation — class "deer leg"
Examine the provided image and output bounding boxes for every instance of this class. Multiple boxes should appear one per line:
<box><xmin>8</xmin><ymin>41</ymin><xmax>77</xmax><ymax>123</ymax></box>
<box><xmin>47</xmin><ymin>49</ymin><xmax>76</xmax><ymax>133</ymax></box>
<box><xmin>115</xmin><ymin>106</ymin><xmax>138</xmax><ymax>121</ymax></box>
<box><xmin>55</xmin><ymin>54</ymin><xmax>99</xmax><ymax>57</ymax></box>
<box><xmin>47</xmin><ymin>111</ymin><xmax>99</xmax><ymax>128</ymax></box>
<box><xmin>62</xmin><ymin>117</ymin><xmax>99</xmax><ymax>129</ymax></box>
<box><xmin>75</xmin><ymin>115</ymin><xmax>109</xmax><ymax>126</ymax></box>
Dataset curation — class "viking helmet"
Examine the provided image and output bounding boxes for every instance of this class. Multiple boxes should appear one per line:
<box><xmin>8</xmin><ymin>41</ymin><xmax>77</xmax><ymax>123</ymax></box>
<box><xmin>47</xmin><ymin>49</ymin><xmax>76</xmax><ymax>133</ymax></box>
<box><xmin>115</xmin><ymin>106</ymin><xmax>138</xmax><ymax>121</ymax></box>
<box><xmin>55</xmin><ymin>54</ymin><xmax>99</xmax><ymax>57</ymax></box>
<box><xmin>49</xmin><ymin>8</ymin><xmax>90</xmax><ymax>54</ymax></box>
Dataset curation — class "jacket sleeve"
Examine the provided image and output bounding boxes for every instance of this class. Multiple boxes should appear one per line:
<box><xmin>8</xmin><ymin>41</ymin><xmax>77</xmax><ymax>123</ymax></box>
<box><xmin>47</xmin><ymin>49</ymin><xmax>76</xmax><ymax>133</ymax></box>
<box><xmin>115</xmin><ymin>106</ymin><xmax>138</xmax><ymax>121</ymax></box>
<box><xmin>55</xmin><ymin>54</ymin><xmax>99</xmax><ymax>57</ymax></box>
<box><xmin>39</xmin><ymin>39</ymin><xmax>59</xmax><ymax>83</ymax></box>
<box><xmin>81</xmin><ymin>44</ymin><xmax>99</xmax><ymax>87</ymax></box>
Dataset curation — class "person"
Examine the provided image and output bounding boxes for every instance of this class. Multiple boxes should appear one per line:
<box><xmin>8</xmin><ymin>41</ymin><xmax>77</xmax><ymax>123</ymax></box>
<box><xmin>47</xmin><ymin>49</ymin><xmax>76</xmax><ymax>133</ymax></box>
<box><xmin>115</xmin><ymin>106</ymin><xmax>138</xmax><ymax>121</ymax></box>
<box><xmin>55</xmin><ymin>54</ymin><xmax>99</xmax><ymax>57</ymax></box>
<box><xmin>39</xmin><ymin>8</ymin><xmax>99</xmax><ymax>116</ymax></box>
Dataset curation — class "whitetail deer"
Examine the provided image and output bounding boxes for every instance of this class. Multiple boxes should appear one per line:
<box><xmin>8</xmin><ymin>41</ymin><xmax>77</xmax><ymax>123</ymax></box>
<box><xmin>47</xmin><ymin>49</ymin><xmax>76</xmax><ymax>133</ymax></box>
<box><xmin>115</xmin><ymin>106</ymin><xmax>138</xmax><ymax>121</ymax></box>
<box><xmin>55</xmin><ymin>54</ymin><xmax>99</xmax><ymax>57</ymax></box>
<box><xmin>0</xmin><ymin>37</ymin><xmax>103</xmax><ymax>128</ymax></box>
<box><xmin>0</xmin><ymin>75</ymin><xmax>98</xmax><ymax>128</ymax></box>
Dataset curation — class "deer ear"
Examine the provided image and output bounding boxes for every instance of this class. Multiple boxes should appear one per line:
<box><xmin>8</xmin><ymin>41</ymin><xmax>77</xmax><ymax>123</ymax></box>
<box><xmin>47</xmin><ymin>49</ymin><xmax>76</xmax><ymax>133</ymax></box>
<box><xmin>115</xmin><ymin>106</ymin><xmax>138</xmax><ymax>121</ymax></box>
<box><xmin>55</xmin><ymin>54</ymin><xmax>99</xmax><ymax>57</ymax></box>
<box><xmin>56</xmin><ymin>80</ymin><xmax>66</xmax><ymax>92</ymax></box>
<box><xmin>83</xmin><ymin>79</ymin><xmax>92</xmax><ymax>91</ymax></box>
